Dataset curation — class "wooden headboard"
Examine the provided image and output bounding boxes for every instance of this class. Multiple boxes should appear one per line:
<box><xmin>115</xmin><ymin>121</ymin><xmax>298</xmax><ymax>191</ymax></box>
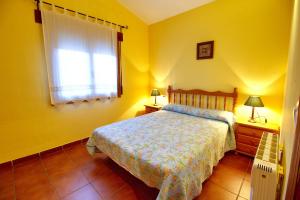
<box><xmin>167</xmin><ymin>85</ymin><xmax>238</xmax><ymax>112</ymax></box>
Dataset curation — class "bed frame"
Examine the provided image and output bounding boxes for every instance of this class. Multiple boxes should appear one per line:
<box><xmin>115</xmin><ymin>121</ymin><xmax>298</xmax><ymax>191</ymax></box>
<box><xmin>167</xmin><ymin>85</ymin><xmax>238</xmax><ymax>112</ymax></box>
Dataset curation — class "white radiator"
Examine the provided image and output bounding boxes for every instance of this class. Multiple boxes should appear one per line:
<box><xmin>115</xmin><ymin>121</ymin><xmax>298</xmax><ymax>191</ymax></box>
<box><xmin>251</xmin><ymin>132</ymin><xmax>279</xmax><ymax>200</ymax></box>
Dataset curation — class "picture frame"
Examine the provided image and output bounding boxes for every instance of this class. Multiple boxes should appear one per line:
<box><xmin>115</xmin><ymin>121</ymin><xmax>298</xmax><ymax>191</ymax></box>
<box><xmin>197</xmin><ymin>41</ymin><xmax>214</xmax><ymax>60</ymax></box>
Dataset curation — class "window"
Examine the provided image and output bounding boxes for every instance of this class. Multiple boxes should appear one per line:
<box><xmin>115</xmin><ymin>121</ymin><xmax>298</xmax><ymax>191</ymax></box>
<box><xmin>41</xmin><ymin>8</ymin><xmax>122</xmax><ymax>105</ymax></box>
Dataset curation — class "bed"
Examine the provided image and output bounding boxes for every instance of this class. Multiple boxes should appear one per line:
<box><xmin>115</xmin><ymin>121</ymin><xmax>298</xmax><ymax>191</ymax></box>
<box><xmin>87</xmin><ymin>85</ymin><xmax>238</xmax><ymax>200</ymax></box>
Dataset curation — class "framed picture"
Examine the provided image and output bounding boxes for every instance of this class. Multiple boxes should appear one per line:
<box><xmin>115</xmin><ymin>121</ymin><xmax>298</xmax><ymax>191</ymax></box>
<box><xmin>197</xmin><ymin>41</ymin><xmax>214</xmax><ymax>60</ymax></box>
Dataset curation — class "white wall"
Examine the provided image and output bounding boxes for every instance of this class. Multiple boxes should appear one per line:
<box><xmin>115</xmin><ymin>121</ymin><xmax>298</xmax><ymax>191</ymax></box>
<box><xmin>281</xmin><ymin>0</ymin><xmax>300</xmax><ymax>198</ymax></box>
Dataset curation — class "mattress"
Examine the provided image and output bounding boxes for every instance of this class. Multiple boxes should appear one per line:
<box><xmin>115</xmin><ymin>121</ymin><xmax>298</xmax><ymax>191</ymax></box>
<box><xmin>87</xmin><ymin>105</ymin><xmax>236</xmax><ymax>200</ymax></box>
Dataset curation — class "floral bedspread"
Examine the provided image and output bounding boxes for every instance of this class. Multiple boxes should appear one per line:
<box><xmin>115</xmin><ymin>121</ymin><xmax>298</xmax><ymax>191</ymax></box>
<box><xmin>87</xmin><ymin>105</ymin><xmax>236</xmax><ymax>200</ymax></box>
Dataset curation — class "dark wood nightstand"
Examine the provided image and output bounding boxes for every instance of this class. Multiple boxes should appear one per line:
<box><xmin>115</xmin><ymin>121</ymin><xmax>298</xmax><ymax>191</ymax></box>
<box><xmin>234</xmin><ymin>120</ymin><xmax>280</xmax><ymax>157</ymax></box>
<box><xmin>144</xmin><ymin>104</ymin><xmax>162</xmax><ymax>114</ymax></box>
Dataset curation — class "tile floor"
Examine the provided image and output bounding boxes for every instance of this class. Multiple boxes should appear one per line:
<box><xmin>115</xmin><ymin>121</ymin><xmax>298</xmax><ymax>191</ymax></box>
<box><xmin>0</xmin><ymin>142</ymin><xmax>252</xmax><ymax>200</ymax></box>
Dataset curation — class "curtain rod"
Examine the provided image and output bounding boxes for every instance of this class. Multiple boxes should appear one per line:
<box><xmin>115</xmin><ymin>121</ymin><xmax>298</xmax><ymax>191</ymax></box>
<box><xmin>34</xmin><ymin>0</ymin><xmax>129</xmax><ymax>30</ymax></box>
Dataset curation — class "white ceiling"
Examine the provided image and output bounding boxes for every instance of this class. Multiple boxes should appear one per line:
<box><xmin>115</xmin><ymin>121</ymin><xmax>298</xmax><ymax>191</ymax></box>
<box><xmin>117</xmin><ymin>0</ymin><xmax>215</xmax><ymax>25</ymax></box>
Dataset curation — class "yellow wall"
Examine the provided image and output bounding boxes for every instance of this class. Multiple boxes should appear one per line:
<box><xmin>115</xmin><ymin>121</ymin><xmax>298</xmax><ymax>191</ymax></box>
<box><xmin>0</xmin><ymin>0</ymin><xmax>149</xmax><ymax>163</ymax></box>
<box><xmin>0</xmin><ymin>0</ymin><xmax>293</xmax><ymax>165</ymax></box>
<box><xmin>149</xmin><ymin>0</ymin><xmax>292</xmax><ymax>124</ymax></box>
<box><xmin>281</xmin><ymin>0</ymin><xmax>300</xmax><ymax>198</ymax></box>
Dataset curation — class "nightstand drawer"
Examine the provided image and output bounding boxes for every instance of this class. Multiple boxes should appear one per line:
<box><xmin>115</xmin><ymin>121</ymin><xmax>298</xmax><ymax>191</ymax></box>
<box><xmin>236</xmin><ymin>134</ymin><xmax>260</xmax><ymax>146</ymax></box>
<box><xmin>236</xmin><ymin>126</ymin><xmax>263</xmax><ymax>138</ymax></box>
<box><xmin>145</xmin><ymin>107</ymin><xmax>157</xmax><ymax>113</ymax></box>
<box><xmin>234</xmin><ymin>121</ymin><xmax>280</xmax><ymax>157</ymax></box>
<box><xmin>236</xmin><ymin>142</ymin><xmax>257</xmax><ymax>156</ymax></box>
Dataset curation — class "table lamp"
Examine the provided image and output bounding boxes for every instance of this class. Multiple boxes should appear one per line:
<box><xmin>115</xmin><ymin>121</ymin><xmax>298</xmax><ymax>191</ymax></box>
<box><xmin>244</xmin><ymin>96</ymin><xmax>264</xmax><ymax>123</ymax></box>
<box><xmin>151</xmin><ymin>89</ymin><xmax>160</xmax><ymax>106</ymax></box>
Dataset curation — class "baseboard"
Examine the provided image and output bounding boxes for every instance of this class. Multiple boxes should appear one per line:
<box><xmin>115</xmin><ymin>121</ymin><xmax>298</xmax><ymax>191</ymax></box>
<box><xmin>0</xmin><ymin>137</ymin><xmax>89</xmax><ymax>167</ymax></box>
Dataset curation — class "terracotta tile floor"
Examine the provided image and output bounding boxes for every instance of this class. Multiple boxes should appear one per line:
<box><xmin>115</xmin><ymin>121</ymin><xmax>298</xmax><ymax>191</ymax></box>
<box><xmin>0</xmin><ymin>142</ymin><xmax>252</xmax><ymax>200</ymax></box>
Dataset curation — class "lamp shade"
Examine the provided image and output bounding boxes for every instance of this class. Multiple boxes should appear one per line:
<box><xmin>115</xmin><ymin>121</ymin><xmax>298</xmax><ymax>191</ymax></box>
<box><xmin>244</xmin><ymin>96</ymin><xmax>264</xmax><ymax>107</ymax></box>
<box><xmin>151</xmin><ymin>89</ymin><xmax>160</xmax><ymax>96</ymax></box>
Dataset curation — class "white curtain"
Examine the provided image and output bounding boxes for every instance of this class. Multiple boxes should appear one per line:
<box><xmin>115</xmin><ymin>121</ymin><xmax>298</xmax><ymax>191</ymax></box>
<box><xmin>41</xmin><ymin>7</ymin><xmax>118</xmax><ymax>104</ymax></box>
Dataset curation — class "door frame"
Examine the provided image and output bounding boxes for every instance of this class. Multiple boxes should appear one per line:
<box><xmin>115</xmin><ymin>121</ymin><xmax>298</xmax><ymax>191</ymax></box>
<box><xmin>285</xmin><ymin>97</ymin><xmax>300</xmax><ymax>199</ymax></box>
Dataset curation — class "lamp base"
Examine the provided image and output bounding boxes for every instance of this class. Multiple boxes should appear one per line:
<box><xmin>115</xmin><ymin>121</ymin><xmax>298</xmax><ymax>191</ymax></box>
<box><xmin>248</xmin><ymin>107</ymin><xmax>256</xmax><ymax>123</ymax></box>
<box><xmin>248</xmin><ymin>118</ymin><xmax>257</xmax><ymax>123</ymax></box>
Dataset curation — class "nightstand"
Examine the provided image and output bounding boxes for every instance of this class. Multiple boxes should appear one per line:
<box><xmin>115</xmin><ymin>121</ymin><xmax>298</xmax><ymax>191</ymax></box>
<box><xmin>234</xmin><ymin>120</ymin><xmax>280</xmax><ymax>157</ymax></box>
<box><xmin>144</xmin><ymin>104</ymin><xmax>162</xmax><ymax>114</ymax></box>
